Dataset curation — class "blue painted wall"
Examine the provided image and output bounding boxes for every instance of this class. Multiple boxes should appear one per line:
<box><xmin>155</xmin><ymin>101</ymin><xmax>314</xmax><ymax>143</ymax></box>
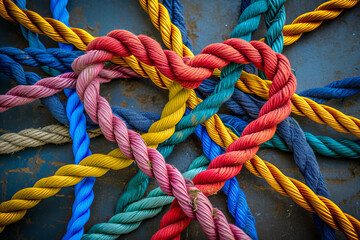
<box><xmin>0</xmin><ymin>0</ymin><xmax>359</xmax><ymax>239</ymax></box>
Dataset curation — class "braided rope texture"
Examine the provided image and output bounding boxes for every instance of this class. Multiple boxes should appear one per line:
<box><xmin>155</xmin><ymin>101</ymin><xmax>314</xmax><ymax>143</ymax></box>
<box><xmin>49</xmin><ymin>0</ymin><xmax>96</xmax><ymax>237</ymax></box>
<box><xmin>0</xmin><ymin>31</ymin><xmax>296</xmax><ymax>239</ymax></box>
<box><xmin>2</xmin><ymin>113</ymin><xmax>359</xmax><ymax>158</ymax></box>
<box><xmin>154</xmin><ymin>0</ymin><xmax>333</xmax><ymax>238</ymax></box>
<box><xmin>83</xmin><ymin>120</ymin><xmax>257</xmax><ymax>240</ymax></box>
<box><xmin>255</xmin><ymin>0</ymin><xmax>335</xmax><ymax>238</ymax></box>
<box><xmin>0</xmin><ymin>0</ymin><xmax>359</xmax><ymax>136</ymax></box>
<box><xmin>111</xmin><ymin>0</ymin><xmax>266</xmax><ymax>236</ymax></box>
<box><xmin>13</xmin><ymin>0</ymin><xmax>60</xmax><ymax>77</ymax></box>
<box><xmin>1</xmin><ymin>46</ymin><xmax>359</xmax><ymax>157</ymax></box>
<box><xmin>0</xmin><ymin>31</ymin><xmax>358</xmax><ymax>238</ymax></box>
<box><xmin>0</xmin><ymin>31</ymin><xmax>296</xmax><ymax>240</ymax></box>
<box><xmin>0</xmin><ymin>0</ymin><xmax>358</xmax><ymax>238</ymax></box>
<box><xmin>282</xmin><ymin>0</ymin><xmax>360</xmax><ymax>45</ymax></box>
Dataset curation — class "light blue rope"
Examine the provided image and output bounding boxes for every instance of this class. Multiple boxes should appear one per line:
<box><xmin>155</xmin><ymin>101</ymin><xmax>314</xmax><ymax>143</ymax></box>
<box><xmin>112</xmin><ymin>1</ymin><xmax>268</xmax><ymax>237</ymax></box>
<box><xmin>194</xmin><ymin>124</ymin><xmax>257</xmax><ymax>238</ymax></box>
<box><xmin>46</xmin><ymin>0</ymin><xmax>95</xmax><ymax>239</ymax></box>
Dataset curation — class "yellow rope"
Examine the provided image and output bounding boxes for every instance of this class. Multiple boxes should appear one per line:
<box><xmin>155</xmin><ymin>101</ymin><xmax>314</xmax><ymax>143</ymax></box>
<box><xmin>139</xmin><ymin>0</ymin><xmax>360</xmax><ymax>137</ymax></box>
<box><xmin>0</xmin><ymin>0</ymin><xmax>358</xmax><ymax>137</ymax></box>
<box><xmin>0</xmin><ymin>1</ymin><xmax>359</xmax><ymax>237</ymax></box>
<box><xmin>282</xmin><ymin>0</ymin><xmax>360</xmax><ymax>45</ymax></box>
<box><xmin>1</xmin><ymin>140</ymin><xmax>359</xmax><ymax>238</ymax></box>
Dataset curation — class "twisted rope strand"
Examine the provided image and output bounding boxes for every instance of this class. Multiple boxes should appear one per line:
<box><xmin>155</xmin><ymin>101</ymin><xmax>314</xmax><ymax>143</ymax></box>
<box><xmin>195</xmin><ymin>124</ymin><xmax>257</xmax><ymax>239</ymax></box>
<box><xmin>83</xmin><ymin>154</ymin><xmax>208</xmax><ymax>240</ymax></box>
<box><xmin>299</xmin><ymin>76</ymin><xmax>360</xmax><ymax>104</ymax></box>
<box><xmin>0</xmin><ymin>0</ymin><xmax>359</xmax><ymax>136</ymax></box>
<box><xmin>50</xmin><ymin>0</ymin><xmax>73</xmax><ymax>50</ymax></box>
<box><xmin>0</xmin><ymin>53</ymin><xmax>67</xmax><ymax>125</ymax></box>
<box><xmin>256</xmin><ymin>0</ymin><xmax>335</xmax><ymax>238</ymax></box>
<box><xmin>77</xmin><ymin>31</ymin><xmax>295</xmax><ymax>239</ymax></box>
<box><xmin>62</xmin><ymin>88</ymin><xmax>94</xmax><ymax>240</ymax></box>
<box><xmin>158</xmin><ymin>0</ymin><xmax>330</xmax><ymax>238</ymax></box>
<box><xmin>0</xmin><ymin>51</ymin><xmax>146</xmax><ymax>130</ymax></box>
<box><xmin>113</xmin><ymin>0</ymin><xmax>265</xmax><ymax>233</ymax></box>
<box><xmin>0</xmin><ymin>31</ymin><xmax>358</xmax><ymax>238</ymax></box>
<box><xmin>162</xmin><ymin>0</ymin><xmax>193</xmax><ymax>50</ymax></box>
<box><xmin>0</xmin><ymin>126</ymin><xmax>101</xmax><ymax>154</ymax></box>
<box><xmin>4</xmin><ymin>31</ymin><xmax>290</xmax><ymax>238</ymax></box>
<box><xmin>3</xmin><ymin>113</ymin><xmax>359</xmax><ymax>158</ymax></box>
<box><xmin>282</xmin><ymin>0</ymin><xmax>360</xmax><ymax>45</ymax></box>
<box><xmin>1</xmin><ymin>126</ymin><xmax>359</xmax><ymax>238</ymax></box>
<box><xmin>0</xmin><ymin>47</ymin><xmax>82</xmax><ymax>72</ymax></box>
<box><xmin>84</xmin><ymin>117</ymin><xmax>255</xmax><ymax>239</ymax></box>
<box><xmin>236</xmin><ymin>71</ymin><xmax>360</xmax><ymax>136</ymax></box>
<box><xmin>13</xmin><ymin>0</ymin><xmax>60</xmax><ymax>77</ymax></box>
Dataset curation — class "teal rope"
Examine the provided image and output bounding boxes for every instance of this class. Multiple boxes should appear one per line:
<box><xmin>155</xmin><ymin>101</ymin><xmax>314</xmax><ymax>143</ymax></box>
<box><xmin>114</xmin><ymin>0</ymin><xmax>268</xmax><ymax>218</ymax></box>
<box><xmin>263</xmin><ymin>133</ymin><xmax>360</xmax><ymax>159</ymax></box>
<box><xmin>82</xmin><ymin>154</ymin><xmax>209</xmax><ymax>240</ymax></box>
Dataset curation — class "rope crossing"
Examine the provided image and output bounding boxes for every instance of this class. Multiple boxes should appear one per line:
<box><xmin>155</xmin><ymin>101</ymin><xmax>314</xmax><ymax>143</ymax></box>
<box><xmin>0</xmin><ymin>0</ymin><xmax>359</xmax><ymax>239</ymax></box>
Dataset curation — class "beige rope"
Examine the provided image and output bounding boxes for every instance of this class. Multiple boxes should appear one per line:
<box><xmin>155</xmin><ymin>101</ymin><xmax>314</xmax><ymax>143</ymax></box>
<box><xmin>0</xmin><ymin>125</ymin><xmax>102</xmax><ymax>154</ymax></box>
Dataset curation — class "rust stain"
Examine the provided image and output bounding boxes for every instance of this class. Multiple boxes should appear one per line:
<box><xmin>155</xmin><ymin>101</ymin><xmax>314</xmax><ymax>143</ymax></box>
<box><xmin>34</xmin><ymin>148</ymin><xmax>45</xmax><ymax>171</ymax></box>
<box><xmin>55</xmin><ymin>194</ymin><xmax>66</xmax><ymax>197</ymax></box>
<box><xmin>184</xmin><ymin>15</ymin><xmax>199</xmax><ymax>43</ymax></box>
<box><xmin>69</xmin><ymin>6</ymin><xmax>86</xmax><ymax>26</ymax></box>
<box><xmin>191</xmin><ymin>115</ymin><xmax>197</xmax><ymax>124</ymax></box>
<box><xmin>50</xmin><ymin>161</ymin><xmax>67</xmax><ymax>167</ymax></box>
<box><xmin>85</xmin><ymin>24</ymin><xmax>96</xmax><ymax>31</ymax></box>
<box><xmin>106</xmin><ymin>94</ymin><xmax>112</xmax><ymax>103</ymax></box>
<box><xmin>324</xmin><ymin>163</ymin><xmax>359</xmax><ymax>184</ymax></box>
<box><xmin>222</xmin><ymin>34</ymin><xmax>229</xmax><ymax>41</ymax></box>
<box><xmin>340</xmin><ymin>191</ymin><xmax>360</xmax><ymax>205</ymax></box>
<box><xmin>95</xmin><ymin>22</ymin><xmax>101</xmax><ymax>32</ymax></box>
<box><xmin>56</xmin><ymin>220</ymin><xmax>68</xmax><ymax>224</ymax></box>
<box><xmin>137</xmin><ymin>93</ymin><xmax>162</xmax><ymax>108</ymax></box>
<box><xmin>120</xmin><ymin>100</ymin><xmax>128</xmax><ymax>108</ymax></box>
<box><xmin>96</xmin><ymin>177</ymin><xmax>128</xmax><ymax>185</ymax></box>
<box><xmin>120</xmin><ymin>80</ymin><xmax>140</xmax><ymax>98</ymax></box>
<box><xmin>344</xmin><ymin>99</ymin><xmax>357</xmax><ymax>108</ymax></box>
<box><xmin>122</xmin><ymin>91</ymin><xmax>133</xmax><ymax>98</ymax></box>
<box><xmin>0</xmin><ymin>128</ymin><xmax>10</xmax><ymax>133</ymax></box>
<box><xmin>8</xmin><ymin>168</ymin><xmax>33</xmax><ymax>174</ymax></box>
<box><xmin>58</xmin><ymin>92</ymin><xmax>67</xmax><ymax>103</ymax></box>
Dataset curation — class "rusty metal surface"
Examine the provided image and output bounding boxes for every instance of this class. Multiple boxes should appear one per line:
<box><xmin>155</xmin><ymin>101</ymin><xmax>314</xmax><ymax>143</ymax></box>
<box><xmin>0</xmin><ymin>0</ymin><xmax>359</xmax><ymax>239</ymax></box>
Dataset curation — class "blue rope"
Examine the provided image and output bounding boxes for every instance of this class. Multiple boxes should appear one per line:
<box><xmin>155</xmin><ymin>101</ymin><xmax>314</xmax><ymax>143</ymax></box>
<box><xmin>198</xmin><ymin>77</ymin><xmax>336</xmax><ymax>239</ymax></box>
<box><xmin>160</xmin><ymin>0</ymin><xmax>268</xmax><ymax>237</ymax></box>
<box><xmin>162</xmin><ymin>0</ymin><xmax>194</xmax><ymax>51</ymax></box>
<box><xmin>0</xmin><ymin>48</ymin><xmax>84</xmax><ymax>126</ymax></box>
<box><xmin>241</xmin><ymin>0</ymin><xmax>252</xmax><ymax>13</ymax></box>
<box><xmin>2</xmin><ymin>46</ymin><xmax>358</xmax><ymax>127</ymax></box>
<box><xmin>3</xmin><ymin>55</ymin><xmax>358</xmax><ymax>160</ymax></box>
<box><xmin>0</xmin><ymin>47</ymin><xmax>82</xmax><ymax>72</ymax></box>
<box><xmin>263</xmin><ymin>1</ymin><xmax>334</xmax><ymax>238</ymax></box>
<box><xmin>50</xmin><ymin>0</ymin><xmax>74</xmax><ymax>51</ymax></box>
<box><xmin>299</xmin><ymin>76</ymin><xmax>360</xmax><ymax>104</ymax></box>
<box><xmin>13</xmin><ymin>0</ymin><xmax>60</xmax><ymax>77</ymax></box>
<box><xmin>47</xmin><ymin>0</ymin><xmax>95</xmax><ymax>238</ymax></box>
<box><xmin>0</xmin><ymin>53</ymin><xmax>69</xmax><ymax>125</ymax></box>
<box><xmin>62</xmin><ymin>89</ymin><xmax>94</xmax><ymax>240</ymax></box>
<box><xmin>194</xmin><ymin>124</ymin><xmax>257</xmax><ymax>238</ymax></box>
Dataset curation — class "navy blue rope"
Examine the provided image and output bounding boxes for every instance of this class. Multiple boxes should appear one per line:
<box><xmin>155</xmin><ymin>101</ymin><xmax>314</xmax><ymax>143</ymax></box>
<box><xmin>163</xmin><ymin>0</ymin><xmax>194</xmax><ymax>51</ymax></box>
<box><xmin>194</xmin><ymin>124</ymin><xmax>257</xmax><ymax>238</ymax></box>
<box><xmin>241</xmin><ymin>0</ymin><xmax>252</xmax><ymax>13</ymax></box>
<box><xmin>198</xmin><ymin>78</ymin><xmax>335</xmax><ymax>239</ymax></box>
<box><xmin>299</xmin><ymin>76</ymin><xmax>360</xmax><ymax>104</ymax></box>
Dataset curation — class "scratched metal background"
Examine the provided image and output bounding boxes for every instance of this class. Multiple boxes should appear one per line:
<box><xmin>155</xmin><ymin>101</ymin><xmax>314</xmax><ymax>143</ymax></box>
<box><xmin>0</xmin><ymin>0</ymin><xmax>359</xmax><ymax>239</ymax></box>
